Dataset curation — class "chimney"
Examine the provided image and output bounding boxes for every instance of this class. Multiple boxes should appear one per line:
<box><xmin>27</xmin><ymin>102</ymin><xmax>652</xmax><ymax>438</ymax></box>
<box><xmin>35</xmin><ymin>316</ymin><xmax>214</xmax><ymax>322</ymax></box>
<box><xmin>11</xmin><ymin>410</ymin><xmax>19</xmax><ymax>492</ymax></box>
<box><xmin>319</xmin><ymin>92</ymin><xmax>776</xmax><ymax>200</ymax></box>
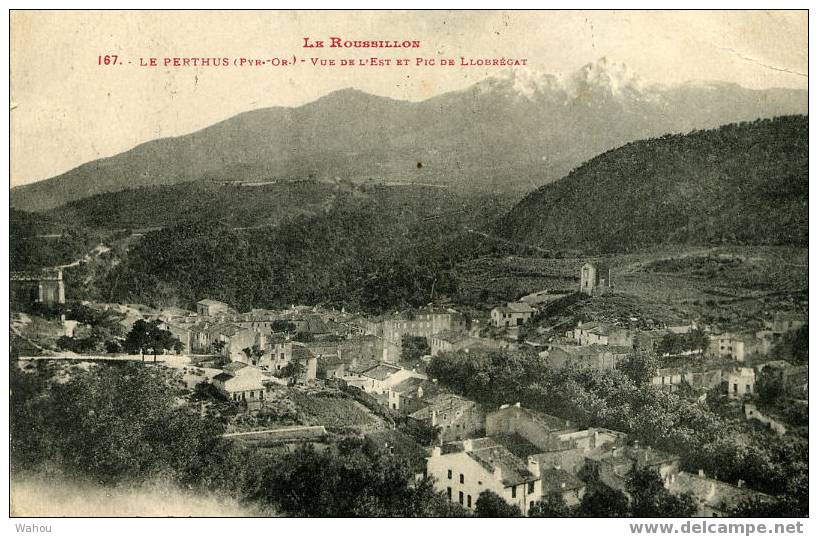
<box><xmin>463</xmin><ymin>439</ymin><xmax>474</xmax><ymax>452</ymax></box>
<box><xmin>737</xmin><ymin>479</ymin><xmax>745</xmax><ymax>488</ymax></box>
<box><xmin>527</xmin><ymin>456</ymin><xmax>541</xmax><ymax>478</ymax></box>
<box><xmin>560</xmin><ymin>482</ymin><xmax>566</xmax><ymax>489</ymax></box>
<box><xmin>593</xmin><ymin>430</ymin><xmax>599</xmax><ymax>448</ymax></box>
<box><xmin>431</xmin><ymin>446</ymin><xmax>441</xmax><ymax>458</ymax></box>
<box><xmin>514</xmin><ymin>402</ymin><xmax>521</xmax><ymax>408</ymax></box>
<box><xmin>698</xmin><ymin>469</ymin><xmax>705</xmax><ymax>478</ymax></box>
<box><xmin>431</xmin><ymin>410</ymin><xmax>438</xmax><ymax>427</ymax></box>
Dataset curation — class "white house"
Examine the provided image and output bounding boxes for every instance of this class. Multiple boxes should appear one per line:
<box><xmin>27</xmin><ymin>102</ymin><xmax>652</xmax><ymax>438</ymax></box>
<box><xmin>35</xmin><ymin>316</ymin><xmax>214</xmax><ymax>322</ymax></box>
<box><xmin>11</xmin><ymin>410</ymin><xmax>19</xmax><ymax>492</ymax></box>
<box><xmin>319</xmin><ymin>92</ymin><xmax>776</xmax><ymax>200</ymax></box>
<box><xmin>427</xmin><ymin>437</ymin><xmax>542</xmax><ymax>515</ymax></box>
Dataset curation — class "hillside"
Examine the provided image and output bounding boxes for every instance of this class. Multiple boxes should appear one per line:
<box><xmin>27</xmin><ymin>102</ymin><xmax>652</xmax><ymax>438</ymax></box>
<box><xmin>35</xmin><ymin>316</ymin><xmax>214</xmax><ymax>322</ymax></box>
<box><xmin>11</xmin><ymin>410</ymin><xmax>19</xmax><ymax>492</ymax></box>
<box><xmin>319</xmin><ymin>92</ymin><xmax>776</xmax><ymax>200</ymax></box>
<box><xmin>495</xmin><ymin>116</ymin><xmax>808</xmax><ymax>252</ymax></box>
<box><xmin>11</xmin><ymin>58</ymin><xmax>806</xmax><ymax>211</ymax></box>
<box><xmin>10</xmin><ymin>209</ymin><xmax>99</xmax><ymax>270</ymax></box>
<box><xmin>42</xmin><ymin>179</ymin><xmax>512</xmax><ymax>232</ymax></box>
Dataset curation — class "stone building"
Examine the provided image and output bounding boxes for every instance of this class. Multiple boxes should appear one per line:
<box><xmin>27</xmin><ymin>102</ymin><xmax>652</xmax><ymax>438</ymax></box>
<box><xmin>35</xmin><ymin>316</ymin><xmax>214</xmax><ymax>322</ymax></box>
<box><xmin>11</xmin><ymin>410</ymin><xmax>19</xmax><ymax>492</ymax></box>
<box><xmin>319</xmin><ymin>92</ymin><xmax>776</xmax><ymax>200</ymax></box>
<box><xmin>579</xmin><ymin>263</ymin><xmax>611</xmax><ymax>296</ymax></box>
<box><xmin>10</xmin><ymin>268</ymin><xmax>65</xmax><ymax>308</ymax></box>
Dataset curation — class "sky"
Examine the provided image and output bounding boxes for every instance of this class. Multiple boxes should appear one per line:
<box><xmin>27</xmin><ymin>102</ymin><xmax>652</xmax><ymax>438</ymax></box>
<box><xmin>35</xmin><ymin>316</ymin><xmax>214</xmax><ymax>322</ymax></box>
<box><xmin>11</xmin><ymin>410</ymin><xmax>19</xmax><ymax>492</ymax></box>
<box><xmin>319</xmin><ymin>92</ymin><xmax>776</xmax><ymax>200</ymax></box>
<box><xmin>10</xmin><ymin>10</ymin><xmax>808</xmax><ymax>187</ymax></box>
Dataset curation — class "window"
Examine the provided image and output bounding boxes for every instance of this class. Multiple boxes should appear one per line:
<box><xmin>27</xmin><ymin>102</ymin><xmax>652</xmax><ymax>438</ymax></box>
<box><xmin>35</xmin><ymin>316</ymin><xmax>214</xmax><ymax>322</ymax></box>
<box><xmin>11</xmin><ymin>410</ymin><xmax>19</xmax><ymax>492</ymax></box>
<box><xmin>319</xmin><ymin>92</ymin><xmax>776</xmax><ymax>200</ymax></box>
<box><xmin>733</xmin><ymin>383</ymin><xmax>738</xmax><ymax>393</ymax></box>
<box><xmin>528</xmin><ymin>482</ymin><xmax>534</xmax><ymax>494</ymax></box>
<box><xmin>459</xmin><ymin>491</ymin><xmax>464</xmax><ymax>505</ymax></box>
<box><xmin>746</xmin><ymin>384</ymin><xmax>751</xmax><ymax>393</ymax></box>
<box><xmin>511</xmin><ymin>486</ymin><xmax>517</xmax><ymax>498</ymax></box>
<box><xmin>447</xmin><ymin>470</ymin><xmax>452</xmax><ymax>480</ymax></box>
<box><xmin>459</xmin><ymin>474</ymin><xmax>464</xmax><ymax>484</ymax></box>
<box><xmin>467</xmin><ymin>495</ymin><xmax>472</xmax><ymax>508</ymax></box>
<box><xmin>447</xmin><ymin>487</ymin><xmax>451</xmax><ymax>500</ymax></box>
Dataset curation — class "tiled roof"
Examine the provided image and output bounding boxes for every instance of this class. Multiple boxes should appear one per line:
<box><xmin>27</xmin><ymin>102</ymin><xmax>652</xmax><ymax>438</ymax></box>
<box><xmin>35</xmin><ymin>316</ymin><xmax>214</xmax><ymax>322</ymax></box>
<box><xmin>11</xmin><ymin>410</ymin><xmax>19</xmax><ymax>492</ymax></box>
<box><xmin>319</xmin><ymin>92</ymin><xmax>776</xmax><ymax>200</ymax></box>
<box><xmin>361</xmin><ymin>363</ymin><xmax>403</xmax><ymax>381</ymax></box>
<box><xmin>409</xmin><ymin>393</ymin><xmax>476</xmax><ymax>420</ymax></box>
<box><xmin>667</xmin><ymin>472</ymin><xmax>772</xmax><ymax>512</ymax></box>
<box><xmin>465</xmin><ymin>438</ymin><xmax>536</xmax><ymax>487</ymax></box>
<box><xmin>198</xmin><ymin>299</ymin><xmax>228</xmax><ymax>306</ymax></box>
<box><xmin>540</xmin><ymin>468</ymin><xmax>585</xmax><ymax>493</ymax></box>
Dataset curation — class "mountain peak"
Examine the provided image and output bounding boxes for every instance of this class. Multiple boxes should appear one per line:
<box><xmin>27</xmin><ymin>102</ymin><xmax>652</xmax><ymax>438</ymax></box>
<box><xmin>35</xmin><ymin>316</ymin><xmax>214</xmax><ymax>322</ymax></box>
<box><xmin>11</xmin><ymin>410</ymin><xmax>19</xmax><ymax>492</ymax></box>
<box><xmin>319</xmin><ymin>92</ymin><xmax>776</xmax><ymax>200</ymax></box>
<box><xmin>474</xmin><ymin>57</ymin><xmax>652</xmax><ymax>103</ymax></box>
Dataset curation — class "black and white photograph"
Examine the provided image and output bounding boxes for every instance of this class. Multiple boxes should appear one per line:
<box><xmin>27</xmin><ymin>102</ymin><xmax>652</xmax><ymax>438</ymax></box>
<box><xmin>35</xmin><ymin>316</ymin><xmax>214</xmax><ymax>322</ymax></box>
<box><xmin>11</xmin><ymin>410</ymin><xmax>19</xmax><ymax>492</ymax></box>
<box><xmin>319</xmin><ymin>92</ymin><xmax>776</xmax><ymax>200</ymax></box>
<box><xmin>6</xmin><ymin>7</ymin><xmax>811</xmax><ymax>530</ymax></box>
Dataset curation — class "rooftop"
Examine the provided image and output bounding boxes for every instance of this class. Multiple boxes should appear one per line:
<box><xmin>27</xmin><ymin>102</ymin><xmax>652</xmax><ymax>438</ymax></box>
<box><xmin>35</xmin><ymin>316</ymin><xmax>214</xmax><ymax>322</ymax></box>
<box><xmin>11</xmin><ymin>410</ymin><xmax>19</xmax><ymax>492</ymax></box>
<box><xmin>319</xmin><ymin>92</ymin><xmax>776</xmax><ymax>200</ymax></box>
<box><xmin>409</xmin><ymin>393</ymin><xmax>476</xmax><ymax>420</ymax></box>
<box><xmin>540</xmin><ymin>468</ymin><xmax>585</xmax><ymax>493</ymax></box>
<box><xmin>465</xmin><ymin>438</ymin><xmax>537</xmax><ymax>487</ymax></box>
<box><xmin>668</xmin><ymin>472</ymin><xmax>772</xmax><ymax>512</ymax></box>
<box><xmin>198</xmin><ymin>299</ymin><xmax>228</xmax><ymax>307</ymax></box>
<box><xmin>361</xmin><ymin>362</ymin><xmax>404</xmax><ymax>381</ymax></box>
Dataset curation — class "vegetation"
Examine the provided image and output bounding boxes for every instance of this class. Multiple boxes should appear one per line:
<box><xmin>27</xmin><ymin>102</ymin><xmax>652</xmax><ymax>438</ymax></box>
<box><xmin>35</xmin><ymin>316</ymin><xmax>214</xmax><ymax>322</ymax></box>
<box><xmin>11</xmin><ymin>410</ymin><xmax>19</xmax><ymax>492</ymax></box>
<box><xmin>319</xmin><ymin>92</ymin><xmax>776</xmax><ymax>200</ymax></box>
<box><xmin>497</xmin><ymin>116</ymin><xmax>808</xmax><ymax>252</ymax></box>
<box><xmin>401</xmin><ymin>335</ymin><xmax>430</xmax><ymax>362</ymax></box>
<box><xmin>10</xmin><ymin>209</ymin><xmax>98</xmax><ymax>270</ymax></box>
<box><xmin>123</xmin><ymin>319</ymin><xmax>183</xmax><ymax>359</ymax></box>
<box><xmin>10</xmin><ymin>363</ymin><xmax>465</xmax><ymax>517</ymax></box>
<box><xmin>474</xmin><ymin>491</ymin><xmax>522</xmax><ymax>517</ymax></box>
<box><xmin>427</xmin><ymin>348</ymin><xmax>807</xmax><ymax>515</ymax></box>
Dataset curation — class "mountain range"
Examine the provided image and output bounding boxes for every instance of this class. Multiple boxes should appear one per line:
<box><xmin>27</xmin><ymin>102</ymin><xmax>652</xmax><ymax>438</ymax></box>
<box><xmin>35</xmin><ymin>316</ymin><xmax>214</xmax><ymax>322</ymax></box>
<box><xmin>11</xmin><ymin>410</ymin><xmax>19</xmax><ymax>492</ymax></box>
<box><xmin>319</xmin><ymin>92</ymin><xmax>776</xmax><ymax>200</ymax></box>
<box><xmin>11</xmin><ymin>57</ymin><xmax>807</xmax><ymax>212</ymax></box>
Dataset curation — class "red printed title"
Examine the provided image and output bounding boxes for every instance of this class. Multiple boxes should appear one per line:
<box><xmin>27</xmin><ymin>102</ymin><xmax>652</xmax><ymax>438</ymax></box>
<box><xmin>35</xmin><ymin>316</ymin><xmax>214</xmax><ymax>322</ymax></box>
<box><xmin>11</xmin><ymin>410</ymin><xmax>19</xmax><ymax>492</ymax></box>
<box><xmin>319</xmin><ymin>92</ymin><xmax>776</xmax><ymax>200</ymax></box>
<box><xmin>97</xmin><ymin>36</ymin><xmax>528</xmax><ymax>69</ymax></box>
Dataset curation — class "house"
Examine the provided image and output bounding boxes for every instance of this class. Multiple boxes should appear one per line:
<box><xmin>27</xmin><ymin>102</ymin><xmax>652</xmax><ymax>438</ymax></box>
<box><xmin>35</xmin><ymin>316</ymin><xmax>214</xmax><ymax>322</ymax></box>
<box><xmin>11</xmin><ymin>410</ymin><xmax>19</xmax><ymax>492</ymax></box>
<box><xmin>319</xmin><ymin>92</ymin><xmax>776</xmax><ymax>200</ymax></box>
<box><xmin>491</xmin><ymin>302</ymin><xmax>536</xmax><ymax>328</ymax></box>
<box><xmin>193</xmin><ymin>322</ymin><xmax>260</xmax><ymax>359</ymax></box>
<box><xmin>316</xmin><ymin>354</ymin><xmax>348</xmax><ymax>380</ymax></box>
<box><xmin>486</xmin><ymin>404</ymin><xmax>575</xmax><ymax>449</ymax></box>
<box><xmin>10</xmin><ymin>268</ymin><xmax>65</xmax><ymax>308</ymax></box>
<box><xmin>260</xmin><ymin>334</ymin><xmax>293</xmax><ymax>373</ymax></box>
<box><xmin>354</xmin><ymin>362</ymin><xmax>423</xmax><ymax>395</ymax></box>
<box><xmin>387</xmin><ymin>376</ymin><xmax>443</xmax><ymax>413</ymax></box>
<box><xmin>211</xmin><ymin>364</ymin><xmax>277</xmax><ymax>405</ymax></box>
<box><xmin>543</xmin><ymin>344</ymin><xmax>630</xmax><ymax>371</ymax></box>
<box><xmin>708</xmin><ymin>333</ymin><xmax>760</xmax><ymax>362</ymax></box>
<box><xmin>381</xmin><ymin>311</ymin><xmax>463</xmax><ymax>362</ymax></box>
<box><xmin>288</xmin><ymin>344</ymin><xmax>317</xmax><ymax>383</ymax></box>
<box><xmin>163</xmin><ymin>320</ymin><xmax>194</xmax><ymax>353</ymax></box>
<box><xmin>651</xmin><ymin>367</ymin><xmax>686</xmax><ymax>391</ymax></box>
<box><xmin>584</xmin><ymin>442</ymin><xmax>680</xmax><ymax>495</ymax></box>
<box><xmin>744</xmin><ymin>403</ymin><xmax>787</xmax><ymax>436</ymax></box>
<box><xmin>573</xmin><ymin>322</ymin><xmax>634</xmax><ymax>347</ymax></box>
<box><xmin>540</xmin><ymin>467</ymin><xmax>586</xmax><ymax>506</ymax></box>
<box><xmin>726</xmin><ymin>367</ymin><xmax>755</xmax><ymax>399</ymax></box>
<box><xmin>304</xmin><ymin>340</ymin><xmax>341</xmax><ymax>361</ymax></box>
<box><xmin>530</xmin><ymin>428</ymin><xmax>628</xmax><ymax>475</ymax></box>
<box><xmin>667</xmin><ymin>470</ymin><xmax>772</xmax><ymax>517</ymax></box>
<box><xmin>409</xmin><ymin>393</ymin><xmax>484</xmax><ymax>443</ymax></box>
<box><xmin>339</xmin><ymin>335</ymin><xmax>383</xmax><ymax>364</ymax></box>
<box><xmin>430</xmin><ymin>331</ymin><xmax>508</xmax><ymax>356</ymax></box>
<box><xmin>427</xmin><ymin>437</ymin><xmax>542</xmax><ymax>515</ymax></box>
<box><xmin>764</xmin><ymin>312</ymin><xmax>807</xmax><ymax>337</ymax></box>
<box><xmin>580</xmin><ymin>263</ymin><xmax>611</xmax><ymax>296</ymax></box>
<box><xmin>196</xmin><ymin>299</ymin><xmax>230</xmax><ymax>317</ymax></box>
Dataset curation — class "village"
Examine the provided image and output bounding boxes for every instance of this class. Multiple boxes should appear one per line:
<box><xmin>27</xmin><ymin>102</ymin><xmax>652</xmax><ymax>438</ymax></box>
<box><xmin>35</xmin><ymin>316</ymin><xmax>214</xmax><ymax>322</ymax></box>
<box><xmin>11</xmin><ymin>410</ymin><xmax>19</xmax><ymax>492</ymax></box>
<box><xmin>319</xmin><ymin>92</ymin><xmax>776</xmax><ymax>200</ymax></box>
<box><xmin>9</xmin><ymin>259</ymin><xmax>808</xmax><ymax>517</ymax></box>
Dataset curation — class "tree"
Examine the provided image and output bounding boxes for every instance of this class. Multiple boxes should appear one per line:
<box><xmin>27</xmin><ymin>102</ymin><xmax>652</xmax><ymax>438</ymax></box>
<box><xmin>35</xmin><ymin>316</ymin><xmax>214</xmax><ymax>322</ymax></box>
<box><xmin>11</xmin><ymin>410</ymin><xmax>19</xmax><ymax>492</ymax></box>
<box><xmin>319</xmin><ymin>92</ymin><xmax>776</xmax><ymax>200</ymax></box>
<box><xmin>577</xmin><ymin>484</ymin><xmax>630</xmax><ymax>517</ymax></box>
<box><xmin>619</xmin><ymin>351</ymin><xmax>658</xmax><ymax>386</ymax></box>
<box><xmin>627</xmin><ymin>467</ymin><xmax>697</xmax><ymax>517</ymax></box>
<box><xmin>124</xmin><ymin>319</ymin><xmax>182</xmax><ymax>362</ymax></box>
<box><xmin>474</xmin><ymin>490</ymin><xmax>522</xmax><ymax>517</ymax></box>
<box><xmin>529</xmin><ymin>492</ymin><xmax>571</xmax><ymax>517</ymax></box>
<box><xmin>243</xmin><ymin>344</ymin><xmax>265</xmax><ymax>365</ymax></box>
<box><xmin>756</xmin><ymin>366</ymin><xmax>784</xmax><ymax>404</ymax></box>
<box><xmin>401</xmin><ymin>335</ymin><xmax>430</xmax><ymax>362</ymax></box>
<box><xmin>280</xmin><ymin>360</ymin><xmax>306</xmax><ymax>384</ymax></box>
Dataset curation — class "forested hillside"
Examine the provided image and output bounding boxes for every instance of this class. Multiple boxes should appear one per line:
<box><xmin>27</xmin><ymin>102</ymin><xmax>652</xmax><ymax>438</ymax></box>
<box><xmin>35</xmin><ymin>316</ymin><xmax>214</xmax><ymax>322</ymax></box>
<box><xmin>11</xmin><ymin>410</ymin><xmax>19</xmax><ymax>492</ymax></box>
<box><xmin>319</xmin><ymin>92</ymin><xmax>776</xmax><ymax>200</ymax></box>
<box><xmin>496</xmin><ymin>116</ymin><xmax>808</xmax><ymax>252</ymax></box>
<box><xmin>94</xmin><ymin>192</ymin><xmax>522</xmax><ymax>312</ymax></box>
